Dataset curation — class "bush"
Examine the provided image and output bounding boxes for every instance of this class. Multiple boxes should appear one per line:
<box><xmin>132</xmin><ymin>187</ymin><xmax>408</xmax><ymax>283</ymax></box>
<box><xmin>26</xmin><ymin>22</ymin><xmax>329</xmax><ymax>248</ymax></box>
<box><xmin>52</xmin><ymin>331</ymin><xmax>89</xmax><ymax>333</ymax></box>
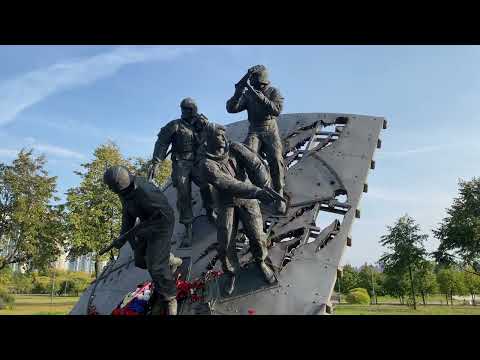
<box><xmin>32</xmin><ymin>276</ymin><xmax>52</xmax><ymax>294</ymax></box>
<box><xmin>346</xmin><ymin>288</ymin><xmax>371</xmax><ymax>304</ymax></box>
<box><xmin>10</xmin><ymin>273</ymin><xmax>34</xmax><ymax>294</ymax></box>
<box><xmin>0</xmin><ymin>268</ymin><xmax>12</xmax><ymax>288</ymax></box>
<box><xmin>5</xmin><ymin>270</ymin><xmax>94</xmax><ymax>296</ymax></box>
<box><xmin>0</xmin><ymin>287</ymin><xmax>15</xmax><ymax>310</ymax></box>
<box><xmin>56</xmin><ymin>272</ymin><xmax>93</xmax><ymax>296</ymax></box>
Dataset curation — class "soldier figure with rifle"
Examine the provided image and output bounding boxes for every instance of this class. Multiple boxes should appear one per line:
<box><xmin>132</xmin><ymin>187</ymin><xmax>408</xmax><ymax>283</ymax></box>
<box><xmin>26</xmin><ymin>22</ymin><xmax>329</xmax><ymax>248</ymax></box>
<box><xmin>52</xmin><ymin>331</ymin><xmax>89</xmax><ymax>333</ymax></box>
<box><xmin>149</xmin><ymin>98</ymin><xmax>215</xmax><ymax>248</ymax></box>
<box><xmin>103</xmin><ymin>165</ymin><xmax>179</xmax><ymax>315</ymax></box>
<box><xmin>200</xmin><ymin>123</ymin><xmax>284</xmax><ymax>295</ymax></box>
<box><xmin>226</xmin><ymin>65</ymin><xmax>287</xmax><ymax>214</ymax></box>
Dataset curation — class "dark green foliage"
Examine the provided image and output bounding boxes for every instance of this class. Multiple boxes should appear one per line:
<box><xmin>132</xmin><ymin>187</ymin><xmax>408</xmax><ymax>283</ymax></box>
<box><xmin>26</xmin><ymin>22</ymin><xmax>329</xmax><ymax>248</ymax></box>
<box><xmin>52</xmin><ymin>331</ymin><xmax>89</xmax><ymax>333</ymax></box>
<box><xmin>414</xmin><ymin>261</ymin><xmax>438</xmax><ymax>305</ymax></box>
<box><xmin>0</xmin><ymin>286</ymin><xmax>14</xmax><ymax>309</ymax></box>
<box><xmin>336</xmin><ymin>264</ymin><xmax>360</xmax><ymax>294</ymax></box>
<box><xmin>437</xmin><ymin>266</ymin><xmax>467</xmax><ymax>304</ymax></box>
<box><xmin>55</xmin><ymin>272</ymin><xmax>93</xmax><ymax>296</ymax></box>
<box><xmin>9</xmin><ymin>272</ymin><xmax>34</xmax><ymax>294</ymax></box>
<box><xmin>383</xmin><ymin>272</ymin><xmax>410</xmax><ymax>303</ymax></box>
<box><xmin>0</xmin><ymin>149</ymin><xmax>65</xmax><ymax>272</ymax></box>
<box><xmin>433</xmin><ymin>178</ymin><xmax>480</xmax><ymax>269</ymax></box>
<box><xmin>357</xmin><ymin>264</ymin><xmax>386</xmax><ymax>299</ymax></box>
<box><xmin>379</xmin><ymin>215</ymin><xmax>430</xmax><ymax>308</ymax></box>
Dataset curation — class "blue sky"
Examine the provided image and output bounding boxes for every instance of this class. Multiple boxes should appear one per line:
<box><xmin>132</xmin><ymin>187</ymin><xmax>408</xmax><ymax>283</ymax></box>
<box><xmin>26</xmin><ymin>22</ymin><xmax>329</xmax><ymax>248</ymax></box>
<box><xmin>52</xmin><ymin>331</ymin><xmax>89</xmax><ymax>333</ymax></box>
<box><xmin>0</xmin><ymin>45</ymin><xmax>478</xmax><ymax>267</ymax></box>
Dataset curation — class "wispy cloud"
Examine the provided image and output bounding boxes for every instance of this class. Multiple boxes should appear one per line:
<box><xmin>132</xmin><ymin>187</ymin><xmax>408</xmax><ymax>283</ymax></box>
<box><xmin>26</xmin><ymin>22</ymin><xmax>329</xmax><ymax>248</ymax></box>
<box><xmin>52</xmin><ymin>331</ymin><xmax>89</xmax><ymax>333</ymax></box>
<box><xmin>34</xmin><ymin>143</ymin><xmax>85</xmax><ymax>160</ymax></box>
<box><xmin>377</xmin><ymin>145</ymin><xmax>446</xmax><ymax>158</ymax></box>
<box><xmin>0</xmin><ymin>136</ymin><xmax>85</xmax><ymax>161</ymax></box>
<box><xmin>0</xmin><ymin>46</ymin><xmax>196</xmax><ymax>126</ymax></box>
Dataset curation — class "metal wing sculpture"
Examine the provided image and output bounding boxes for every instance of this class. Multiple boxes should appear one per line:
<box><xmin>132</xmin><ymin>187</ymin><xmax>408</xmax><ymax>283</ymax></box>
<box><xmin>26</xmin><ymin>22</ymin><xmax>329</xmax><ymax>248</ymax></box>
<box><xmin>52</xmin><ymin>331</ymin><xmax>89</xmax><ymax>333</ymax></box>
<box><xmin>70</xmin><ymin>113</ymin><xmax>386</xmax><ymax>315</ymax></box>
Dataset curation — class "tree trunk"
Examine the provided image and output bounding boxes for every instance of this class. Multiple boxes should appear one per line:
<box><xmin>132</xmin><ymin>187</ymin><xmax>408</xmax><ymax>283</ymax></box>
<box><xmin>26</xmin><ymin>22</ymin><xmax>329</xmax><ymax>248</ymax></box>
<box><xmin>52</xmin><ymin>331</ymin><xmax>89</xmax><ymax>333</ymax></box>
<box><xmin>450</xmin><ymin>290</ymin><xmax>453</xmax><ymax>306</ymax></box>
<box><xmin>95</xmin><ymin>259</ymin><xmax>101</xmax><ymax>279</ymax></box>
<box><xmin>421</xmin><ymin>291</ymin><xmax>426</xmax><ymax>306</ymax></box>
<box><xmin>50</xmin><ymin>270</ymin><xmax>56</xmax><ymax>305</ymax></box>
<box><xmin>408</xmin><ymin>265</ymin><xmax>417</xmax><ymax>310</ymax></box>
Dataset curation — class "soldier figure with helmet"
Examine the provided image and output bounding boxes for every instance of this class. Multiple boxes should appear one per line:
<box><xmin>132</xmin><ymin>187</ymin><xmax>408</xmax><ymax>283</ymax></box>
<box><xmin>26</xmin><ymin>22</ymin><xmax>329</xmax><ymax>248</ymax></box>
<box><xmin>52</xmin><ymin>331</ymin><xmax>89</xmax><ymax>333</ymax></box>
<box><xmin>226</xmin><ymin>65</ymin><xmax>287</xmax><ymax>214</ymax></box>
<box><xmin>149</xmin><ymin>98</ymin><xmax>215</xmax><ymax>247</ymax></box>
<box><xmin>103</xmin><ymin>165</ymin><xmax>179</xmax><ymax>315</ymax></box>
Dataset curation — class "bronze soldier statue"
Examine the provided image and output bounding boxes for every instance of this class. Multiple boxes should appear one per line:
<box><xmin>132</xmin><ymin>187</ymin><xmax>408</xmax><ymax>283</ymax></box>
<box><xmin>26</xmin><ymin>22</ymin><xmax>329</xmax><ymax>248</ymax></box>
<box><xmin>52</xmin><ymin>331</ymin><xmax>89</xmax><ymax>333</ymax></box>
<box><xmin>103</xmin><ymin>166</ymin><xmax>178</xmax><ymax>315</ymax></box>
<box><xmin>200</xmin><ymin>123</ymin><xmax>279</xmax><ymax>295</ymax></box>
<box><xmin>226</xmin><ymin>65</ymin><xmax>286</xmax><ymax>214</ymax></box>
<box><xmin>149</xmin><ymin>98</ymin><xmax>215</xmax><ymax>247</ymax></box>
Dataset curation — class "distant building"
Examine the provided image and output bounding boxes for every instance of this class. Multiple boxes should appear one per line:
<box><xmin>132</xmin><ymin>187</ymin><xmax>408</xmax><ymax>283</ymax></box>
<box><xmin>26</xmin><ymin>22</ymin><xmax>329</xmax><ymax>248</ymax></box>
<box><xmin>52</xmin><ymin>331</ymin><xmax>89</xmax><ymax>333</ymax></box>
<box><xmin>5</xmin><ymin>249</ymin><xmax>106</xmax><ymax>274</ymax></box>
<box><xmin>2</xmin><ymin>233</ymin><xmax>106</xmax><ymax>274</ymax></box>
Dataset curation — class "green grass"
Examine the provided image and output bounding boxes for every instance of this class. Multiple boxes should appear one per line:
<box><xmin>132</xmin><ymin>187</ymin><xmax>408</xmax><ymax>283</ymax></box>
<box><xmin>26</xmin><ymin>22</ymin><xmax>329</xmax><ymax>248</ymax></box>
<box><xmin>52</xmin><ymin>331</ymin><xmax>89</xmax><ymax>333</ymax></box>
<box><xmin>339</xmin><ymin>294</ymin><xmax>469</xmax><ymax>306</ymax></box>
<box><xmin>2</xmin><ymin>294</ymin><xmax>478</xmax><ymax>315</ymax></box>
<box><xmin>334</xmin><ymin>304</ymin><xmax>480</xmax><ymax>315</ymax></box>
<box><xmin>0</xmin><ymin>294</ymin><xmax>79</xmax><ymax>315</ymax></box>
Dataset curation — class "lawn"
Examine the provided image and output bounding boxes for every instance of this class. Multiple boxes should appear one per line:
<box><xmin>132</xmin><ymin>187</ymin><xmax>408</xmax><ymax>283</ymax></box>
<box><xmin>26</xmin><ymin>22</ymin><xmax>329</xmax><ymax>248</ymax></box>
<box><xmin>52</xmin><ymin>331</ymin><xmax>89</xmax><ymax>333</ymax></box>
<box><xmin>0</xmin><ymin>294</ymin><xmax>79</xmax><ymax>315</ymax></box>
<box><xmin>334</xmin><ymin>304</ymin><xmax>480</xmax><ymax>315</ymax></box>
<box><xmin>372</xmin><ymin>294</ymin><xmax>468</xmax><ymax>305</ymax></box>
<box><xmin>2</xmin><ymin>294</ymin><xmax>479</xmax><ymax>315</ymax></box>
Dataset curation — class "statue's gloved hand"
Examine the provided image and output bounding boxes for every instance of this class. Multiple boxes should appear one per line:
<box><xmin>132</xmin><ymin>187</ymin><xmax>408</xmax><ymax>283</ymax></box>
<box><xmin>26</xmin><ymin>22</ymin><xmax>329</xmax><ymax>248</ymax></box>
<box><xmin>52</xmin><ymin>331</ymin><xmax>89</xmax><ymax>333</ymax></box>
<box><xmin>245</xmin><ymin>80</ymin><xmax>265</xmax><ymax>101</ymax></box>
<box><xmin>235</xmin><ymin>80</ymin><xmax>246</xmax><ymax>92</ymax></box>
<box><xmin>255</xmin><ymin>188</ymin><xmax>277</xmax><ymax>204</ymax></box>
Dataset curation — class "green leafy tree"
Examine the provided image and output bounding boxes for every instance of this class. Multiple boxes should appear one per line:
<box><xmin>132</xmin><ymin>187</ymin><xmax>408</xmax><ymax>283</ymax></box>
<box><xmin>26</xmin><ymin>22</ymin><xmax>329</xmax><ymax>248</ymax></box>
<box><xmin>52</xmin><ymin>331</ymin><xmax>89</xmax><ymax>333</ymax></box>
<box><xmin>0</xmin><ymin>149</ymin><xmax>64</xmax><ymax>272</ymax></box>
<box><xmin>56</xmin><ymin>271</ymin><xmax>94</xmax><ymax>296</ymax></box>
<box><xmin>357</xmin><ymin>263</ymin><xmax>385</xmax><ymax>303</ymax></box>
<box><xmin>65</xmin><ymin>142</ymin><xmax>129</xmax><ymax>277</ymax></box>
<box><xmin>433</xmin><ymin>178</ymin><xmax>480</xmax><ymax>272</ymax></box>
<box><xmin>0</xmin><ymin>286</ymin><xmax>14</xmax><ymax>309</ymax></box>
<box><xmin>10</xmin><ymin>272</ymin><xmax>34</xmax><ymax>294</ymax></box>
<box><xmin>437</xmin><ymin>267</ymin><xmax>466</xmax><ymax>305</ymax></box>
<box><xmin>336</xmin><ymin>264</ymin><xmax>360</xmax><ymax>294</ymax></box>
<box><xmin>383</xmin><ymin>272</ymin><xmax>409</xmax><ymax>304</ymax></box>
<box><xmin>462</xmin><ymin>265</ymin><xmax>480</xmax><ymax>304</ymax></box>
<box><xmin>379</xmin><ymin>215</ymin><xmax>429</xmax><ymax>309</ymax></box>
<box><xmin>0</xmin><ymin>268</ymin><xmax>12</xmax><ymax>289</ymax></box>
<box><xmin>129</xmin><ymin>156</ymin><xmax>172</xmax><ymax>187</ymax></box>
<box><xmin>413</xmin><ymin>261</ymin><xmax>438</xmax><ymax>305</ymax></box>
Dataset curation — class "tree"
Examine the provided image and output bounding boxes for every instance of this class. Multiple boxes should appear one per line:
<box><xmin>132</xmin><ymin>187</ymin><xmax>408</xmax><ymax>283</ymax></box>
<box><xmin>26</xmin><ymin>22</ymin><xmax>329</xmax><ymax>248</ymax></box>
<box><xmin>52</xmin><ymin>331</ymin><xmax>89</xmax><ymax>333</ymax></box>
<box><xmin>383</xmin><ymin>272</ymin><xmax>409</xmax><ymax>304</ymax></box>
<box><xmin>413</xmin><ymin>261</ymin><xmax>438</xmax><ymax>305</ymax></box>
<box><xmin>0</xmin><ymin>149</ymin><xmax>64</xmax><ymax>272</ymax></box>
<box><xmin>129</xmin><ymin>156</ymin><xmax>172</xmax><ymax>187</ymax></box>
<box><xmin>357</xmin><ymin>263</ymin><xmax>385</xmax><ymax>303</ymax></box>
<box><xmin>436</xmin><ymin>267</ymin><xmax>466</xmax><ymax>305</ymax></box>
<box><xmin>433</xmin><ymin>178</ymin><xmax>480</xmax><ymax>273</ymax></box>
<box><xmin>0</xmin><ymin>267</ymin><xmax>12</xmax><ymax>289</ymax></box>
<box><xmin>379</xmin><ymin>215</ymin><xmax>429</xmax><ymax>309</ymax></box>
<box><xmin>463</xmin><ymin>265</ymin><xmax>480</xmax><ymax>304</ymax></box>
<box><xmin>336</xmin><ymin>264</ymin><xmax>360</xmax><ymax>294</ymax></box>
<box><xmin>64</xmin><ymin>142</ymin><xmax>172</xmax><ymax>278</ymax></box>
<box><xmin>64</xmin><ymin>142</ymin><xmax>130</xmax><ymax>277</ymax></box>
